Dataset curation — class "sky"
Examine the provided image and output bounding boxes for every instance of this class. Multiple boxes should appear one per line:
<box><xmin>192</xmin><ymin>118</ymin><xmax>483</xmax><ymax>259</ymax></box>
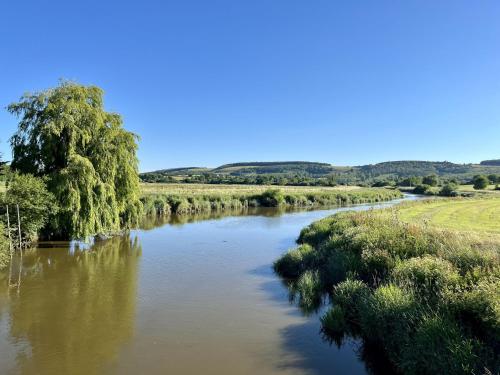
<box><xmin>1</xmin><ymin>1</ymin><xmax>499</xmax><ymax>172</ymax></box>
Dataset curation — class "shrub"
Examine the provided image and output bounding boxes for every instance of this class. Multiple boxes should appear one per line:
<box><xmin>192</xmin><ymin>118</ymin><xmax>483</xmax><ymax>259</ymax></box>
<box><xmin>448</xmin><ymin>277</ymin><xmax>500</xmax><ymax>347</ymax></box>
<box><xmin>439</xmin><ymin>183</ymin><xmax>458</xmax><ymax>197</ymax></box>
<box><xmin>2</xmin><ymin>173</ymin><xmax>58</xmax><ymax>241</ymax></box>
<box><xmin>473</xmin><ymin>175</ymin><xmax>489</xmax><ymax>190</ymax></box>
<box><xmin>413</xmin><ymin>184</ymin><xmax>431</xmax><ymax>194</ymax></box>
<box><xmin>258</xmin><ymin>189</ymin><xmax>285</xmax><ymax>207</ymax></box>
<box><xmin>422</xmin><ymin>175</ymin><xmax>438</xmax><ymax>186</ymax></box>
<box><xmin>273</xmin><ymin>244</ymin><xmax>316</xmax><ymax>278</ymax></box>
<box><xmin>360</xmin><ymin>284</ymin><xmax>419</xmax><ymax>359</ymax></box>
<box><xmin>392</xmin><ymin>256</ymin><xmax>460</xmax><ymax>300</ymax></box>
<box><xmin>331</xmin><ymin>279</ymin><xmax>370</xmax><ymax>321</ymax></box>
<box><xmin>400</xmin><ymin>315</ymin><xmax>484</xmax><ymax>375</ymax></box>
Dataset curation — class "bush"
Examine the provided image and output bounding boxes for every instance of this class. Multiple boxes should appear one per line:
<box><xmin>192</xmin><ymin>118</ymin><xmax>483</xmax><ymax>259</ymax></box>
<box><xmin>392</xmin><ymin>256</ymin><xmax>460</xmax><ymax>300</ymax></box>
<box><xmin>360</xmin><ymin>284</ymin><xmax>419</xmax><ymax>358</ymax></box>
<box><xmin>258</xmin><ymin>189</ymin><xmax>285</xmax><ymax>207</ymax></box>
<box><xmin>400</xmin><ymin>315</ymin><xmax>484</xmax><ymax>375</ymax></box>
<box><xmin>273</xmin><ymin>244</ymin><xmax>316</xmax><ymax>278</ymax></box>
<box><xmin>413</xmin><ymin>184</ymin><xmax>430</xmax><ymax>194</ymax></box>
<box><xmin>473</xmin><ymin>175</ymin><xmax>489</xmax><ymax>190</ymax></box>
<box><xmin>439</xmin><ymin>183</ymin><xmax>458</xmax><ymax>197</ymax></box>
<box><xmin>2</xmin><ymin>173</ymin><xmax>58</xmax><ymax>241</ymax></box>
<box><xmin>331</xmin><ymin>279</ymin><xmax>370</xmax><ymax>321</ymax></box>
<box><xmin>422</xmin><ymin>175</ymin><xmax>438</xmax><ymax>186</ymax></box>
<box><xmin>448</xmin><ymin>277</ymin><xmax>500</xmax><ymax>348</ymax></box>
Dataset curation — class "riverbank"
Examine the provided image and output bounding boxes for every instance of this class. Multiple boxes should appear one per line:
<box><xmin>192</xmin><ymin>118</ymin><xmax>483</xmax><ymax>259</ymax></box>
<box><xmin>140</xmin><ymin>183</ymin><xmax>403</xmax><ymax>215</ymax></box>
<box><xmin>274</xmin><ymin>197</ymin><xmax>500</xmax><ymax>374</ymax></box>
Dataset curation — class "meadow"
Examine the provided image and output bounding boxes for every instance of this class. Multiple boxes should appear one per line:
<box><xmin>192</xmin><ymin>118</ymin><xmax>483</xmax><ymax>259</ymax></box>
<box><xmin>139</xmin><ymin>183</ymin><xmax>403</xmax><ymax>215</ymax></box>
<box><xmin>274</xmin><ymin>197</ymin><xmax>500</xmax><ymax>374</ymax></box>
<box><xmin>397</xmin><ymin>198</ymin><xmax>500</xmax><ymax>233</ymax></box>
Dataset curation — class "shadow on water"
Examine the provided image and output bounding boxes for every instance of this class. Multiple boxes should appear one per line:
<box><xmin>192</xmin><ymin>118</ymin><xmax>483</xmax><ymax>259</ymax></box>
<box><xmin>257</xmin><ymin>267</ymin><xmax>397</xmax><ymax>375</ymax></box>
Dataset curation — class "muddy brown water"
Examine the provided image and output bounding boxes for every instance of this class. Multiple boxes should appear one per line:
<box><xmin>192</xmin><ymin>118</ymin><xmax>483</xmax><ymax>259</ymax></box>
<box><xmin>0</xmin><ymin>197</ymin><xmax>415</xmax><ymax>375</ymax></box>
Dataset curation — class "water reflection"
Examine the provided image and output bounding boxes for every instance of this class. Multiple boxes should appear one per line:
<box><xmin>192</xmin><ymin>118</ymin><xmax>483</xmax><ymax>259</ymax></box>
<box><xmin>0</xmin><ymin>235</ymin><xmax>141</xmax><ymax>375</ymax></box>
<box><xmin>0</xmin><ymin>198</ymin><xmax>415</xmax><ymax>375</ymax></box>
<box><xmin>138</xmin><ymin>205</ymin><xmax>342</xmax><ymax>229</ymax></box>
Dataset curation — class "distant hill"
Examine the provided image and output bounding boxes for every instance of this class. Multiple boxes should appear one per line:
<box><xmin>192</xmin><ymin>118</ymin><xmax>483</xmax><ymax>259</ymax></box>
<box><xmin>480</xmin><ymin>159</ymin><xmax>500</xmax><ymax>166</ymax></box>
<box><xmin>140</xmin><ymin>160</ymin><xmax>500</xmax><ymax>184</ymax></box>
<box><xmin>212</xmin><ymin>161</ymin><xmax>334</xmax><ymax>176</ymax></box>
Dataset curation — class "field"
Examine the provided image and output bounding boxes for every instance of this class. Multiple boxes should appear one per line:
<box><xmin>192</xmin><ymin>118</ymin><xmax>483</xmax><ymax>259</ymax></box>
<box><xmin>397</xmin><ymin>197</ymin><xmax>500</xmax><ymax>233</ymax></box>
<box><xmin>457</xmin><ymin>184</ymin><xmax>500</xmax><ymax>194</ymax></box>
<box><xmin>141</xmin><ymin>182</ymin><xmax>362</xmax><ymax>196</ymax></box>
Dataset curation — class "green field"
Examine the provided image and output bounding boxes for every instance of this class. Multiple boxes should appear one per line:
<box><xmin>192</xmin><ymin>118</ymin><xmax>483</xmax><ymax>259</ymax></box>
<box><xmin>141</xmin><ymin>182</ymin><xmax>363</xmax><ymax>196</ymax></box>
<box><xmin>457</xmin><ymin>184</ymin><xmax>500</xmax><ymax>194</ymax></box>
<box><xmin>397</xmin><ymin>197</ymin><xmax>500</xmax><ymax>234</ymax></box>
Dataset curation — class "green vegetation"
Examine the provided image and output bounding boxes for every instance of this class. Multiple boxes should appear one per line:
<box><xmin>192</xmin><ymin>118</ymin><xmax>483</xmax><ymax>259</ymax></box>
<box><xmin>274</xmin><ymin>198</ymin><xmax>500</xmax><ymax>374</ymax></box>
<box><xmin>397</xmin><ymin>198</ymin><xmax>500</xmax><ymax>233</ymax></box>
<box><xmin>0</xmin><ymin>222</ymin><xmax>8</xmax><ymax>269</ymax></box>
<box><xmin>1</xmin><ymin>174</ymin><xmax>57</xmax><ymax>242</ymax></box>
<box><xmin>7</xmin><ymin>81</ymin><xmax>141</xmax><ymax>239</ymax></box>
<box><xmin>140</xmin><ymin>183</ymin><xmax>403</xmax><ymax>215</ymax></box>
<box><xmin>473</xmin><ymin>175</ymin><xmax>490</xmax><ymax>190</ymax></box>
<box><xmin>141</xmin><ymin>160</ymin><xmax>500</xmax><ymax>186</ymax></box>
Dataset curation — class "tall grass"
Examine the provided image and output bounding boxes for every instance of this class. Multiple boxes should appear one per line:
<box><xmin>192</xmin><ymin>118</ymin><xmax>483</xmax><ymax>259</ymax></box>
<box><xmin>274</xmin><ymin>205</ymin><xmax>500</xmax><ymax>374</ymax></box>
<box><xmin>140</xmin><ymin>185</ymin><xmax>403</xmax><ymax>216</ymax></box>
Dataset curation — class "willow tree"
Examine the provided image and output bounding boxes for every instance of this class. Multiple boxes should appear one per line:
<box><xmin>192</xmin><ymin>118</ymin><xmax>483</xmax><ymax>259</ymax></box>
<box><xmin>8</xmin><ymin>81</ymin><xmax>142</xmax><ymax>238</ymax></box>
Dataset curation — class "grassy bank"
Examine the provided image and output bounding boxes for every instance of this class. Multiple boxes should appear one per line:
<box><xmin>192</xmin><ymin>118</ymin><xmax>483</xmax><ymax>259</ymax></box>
<box><xmin>274</xmin><ymin>198</ymin><xmax>500</xmax><ymax>374</ymax></box>
<box><xmin>139</xmin><ymin>183</ymin><xmax>403</xmax><ymax>215</ymax></box>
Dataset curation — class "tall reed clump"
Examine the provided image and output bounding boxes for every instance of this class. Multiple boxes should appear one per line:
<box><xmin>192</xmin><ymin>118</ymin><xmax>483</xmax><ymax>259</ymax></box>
<box><xmin>274</xmin><ymin>208</ymin><xmax>500</xmax><ymax>374</ymax></box>
<box><xmin>140</xmin><ymin>188</ymin><xmax>403</xmax><ymax>216</ymax></box>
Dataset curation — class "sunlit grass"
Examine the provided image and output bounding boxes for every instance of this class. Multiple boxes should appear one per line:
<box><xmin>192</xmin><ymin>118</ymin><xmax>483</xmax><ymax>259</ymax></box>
<box><xmin>140</xmin><ymin>183</ymin><xmax>362</xmax><ymax>196</ymax></box>
<box><xmin>396</xmin><ymin>198</ymin><xmax>500</xmax><ymax>234</ymax></box>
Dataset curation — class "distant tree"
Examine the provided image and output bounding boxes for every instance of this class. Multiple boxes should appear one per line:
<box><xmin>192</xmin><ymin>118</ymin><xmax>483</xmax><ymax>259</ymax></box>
<box><xmin>422</xmin><ymin>175</ymin><xmax>438</xmax><ymax>187</ymax></box>
<box><xmin>8</xmin><ymin>81</ymin><xmax>141</xmax><ymax>238</ymax></box>
<box><xmin>413</xmin><ymin>184</ymin><xmax>430</xmax><ymax>195</ymax></box>
<box><xmin>439</xmin><ymin>183</ymin><xmax>458</xmax><ymax>197</ymax></box>
<box><xmin>472</xmin><ymin>175</ymin><xmax>489</xmax><ymax>190</ymax></box>
<box><xmin>487</xmin><ymin>174</ymin><xmax>498</xmax><ymax>184</ymax></box>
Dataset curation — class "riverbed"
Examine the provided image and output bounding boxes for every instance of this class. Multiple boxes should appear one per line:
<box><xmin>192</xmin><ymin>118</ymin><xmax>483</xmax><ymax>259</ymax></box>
<box><xmin>0</xmin><ymin>197</ymin><xmax>415</xmax><ymax>375</ymax></box>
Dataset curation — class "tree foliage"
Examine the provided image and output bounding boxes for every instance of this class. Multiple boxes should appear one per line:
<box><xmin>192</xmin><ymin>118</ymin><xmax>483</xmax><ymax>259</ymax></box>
<box><xmin>2</xmin><ymin>173</ymin><xmax>57</xmax><ymax>242</ymax></box>
<box><xmin>472</xmin><ymin>175</ymin><xmax>489</xmax><ymax>190</ymax></box>
<box><xmin>8</xmin><ymin>81</ymin><xmax>141</xmax><ymax>238</ymax></box>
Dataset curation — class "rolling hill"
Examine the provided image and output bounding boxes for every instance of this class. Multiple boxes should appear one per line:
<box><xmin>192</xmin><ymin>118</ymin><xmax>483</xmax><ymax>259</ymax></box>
<box><xmin>140</xmin><ymin>160</ymin><xmax>500</xmax><ymax>184</ymax></box>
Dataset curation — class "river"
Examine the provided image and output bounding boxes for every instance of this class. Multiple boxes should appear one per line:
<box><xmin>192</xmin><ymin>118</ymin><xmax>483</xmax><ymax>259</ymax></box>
<box><xmin>0</xmin><ymin>196</ymin><xmax>416</xmax><ymax>375</ymax></box>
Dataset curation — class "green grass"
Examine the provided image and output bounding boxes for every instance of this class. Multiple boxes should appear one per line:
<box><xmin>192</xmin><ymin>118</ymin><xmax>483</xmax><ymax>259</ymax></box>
<box><xmin>274</xmin><ymin>198</ymin><xmax>500</xmax><ymax>374</ymax></box>
<box><xmin>140</xmin><ymin>183</ymin><xmax>403</xmax><ymax>215</ymax></box>
<box><xmin>141</xmin><ymin>182</ymin><xmax>364</xmax><ymax>196</ymax></box>
<box><xmin>457</xmin><ymin>184</ymin><xmax>500</xmax><ymax>194</ymax></box>
<box><xmin>397</xmin><ymin>198</ymin><xmax>500</xmax><ymax>234</ymax></box>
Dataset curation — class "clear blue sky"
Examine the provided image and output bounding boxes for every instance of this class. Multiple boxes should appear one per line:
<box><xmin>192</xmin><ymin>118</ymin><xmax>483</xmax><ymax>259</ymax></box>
<box><xmin>1</xmin><ymin>1</ymin><xmax>499</xmax><ymax>172</ymax></box>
